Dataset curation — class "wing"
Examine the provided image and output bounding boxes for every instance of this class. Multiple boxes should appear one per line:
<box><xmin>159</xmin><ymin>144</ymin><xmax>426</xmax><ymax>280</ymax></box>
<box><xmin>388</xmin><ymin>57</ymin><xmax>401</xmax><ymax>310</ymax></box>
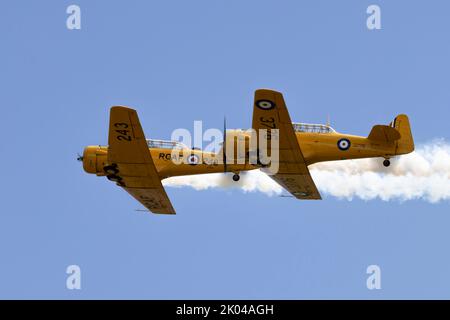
<box><xmin>252</xmin><ymin>89</ymin><xmax>321</xmax><ymax>200</ymax></box>
<box><xmin>108</xmin><ymin>106</ymin><xmax>175</xmax><ymax>214</ymax></box>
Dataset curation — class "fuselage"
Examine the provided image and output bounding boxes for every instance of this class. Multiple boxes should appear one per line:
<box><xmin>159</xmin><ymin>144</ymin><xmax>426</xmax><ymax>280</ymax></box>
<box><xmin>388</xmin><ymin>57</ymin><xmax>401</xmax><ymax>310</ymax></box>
<box><xmin>83</xmin><ymin>130</ymin><xmax>398</xmax><ymax>179</ymax></box>
<box><xmin>297</xmin><ymin>131</ymin><xmax>396</xmax><ymax>165</ymax></box>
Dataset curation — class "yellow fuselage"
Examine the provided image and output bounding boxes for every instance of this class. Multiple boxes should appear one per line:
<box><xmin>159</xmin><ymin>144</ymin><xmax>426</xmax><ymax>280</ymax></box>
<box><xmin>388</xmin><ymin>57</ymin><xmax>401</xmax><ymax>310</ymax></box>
<box><xmin>297</xmin><ymin>132</ymin><xmax>396</xmax><ymax>165</ymax></box>
<box><xmin>83</xmin><ymin>131</ymin><xmax>398</xmax><ymax>178</ymax></box>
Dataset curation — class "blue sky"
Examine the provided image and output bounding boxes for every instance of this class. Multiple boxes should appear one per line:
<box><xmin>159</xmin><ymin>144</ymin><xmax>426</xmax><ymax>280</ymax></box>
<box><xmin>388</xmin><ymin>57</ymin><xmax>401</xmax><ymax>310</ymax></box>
<box><xmin>0</xmin><ymin>0</ymin><xmax>449</xmax><ymax>299</ymax></box>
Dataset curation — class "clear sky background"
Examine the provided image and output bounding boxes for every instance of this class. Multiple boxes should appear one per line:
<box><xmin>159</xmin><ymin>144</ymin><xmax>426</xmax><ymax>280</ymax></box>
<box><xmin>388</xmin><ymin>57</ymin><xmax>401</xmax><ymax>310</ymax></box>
<box><xmin>0</xmin><ymin>1</ymin><xmax>449</xmax><ymax>299</ymax></box>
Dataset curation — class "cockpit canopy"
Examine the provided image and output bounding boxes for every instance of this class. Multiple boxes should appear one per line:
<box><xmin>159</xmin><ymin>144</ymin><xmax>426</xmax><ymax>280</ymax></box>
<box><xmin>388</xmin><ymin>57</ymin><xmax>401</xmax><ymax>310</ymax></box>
<box><xmin>147</xmin><ymin>124</ymin><xmax>335</xmax><ymax>150</ymax></box>
<box><xmin>292</xmin><ymin>122</ymin><xmax>336</xmax><ymax>134</ymax></box>
<box><xmin>147</xmin><ymin>139</ymin><xmax>188</xmax><ymax>149</ymax></box>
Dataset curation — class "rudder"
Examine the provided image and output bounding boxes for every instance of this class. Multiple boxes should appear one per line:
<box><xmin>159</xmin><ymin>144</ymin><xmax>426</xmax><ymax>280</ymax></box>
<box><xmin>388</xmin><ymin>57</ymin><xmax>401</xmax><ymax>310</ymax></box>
<box><xmin>391</xmin><ymin>114</ymin><xmax>414</xmax><ymax>155</ymax></box>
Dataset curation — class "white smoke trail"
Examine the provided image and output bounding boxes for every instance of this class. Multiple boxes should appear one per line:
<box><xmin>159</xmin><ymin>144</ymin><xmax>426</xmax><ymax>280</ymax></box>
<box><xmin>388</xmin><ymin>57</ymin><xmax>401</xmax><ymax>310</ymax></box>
<box><xmin>162</xmin><ymin>140</ymin><xmax>450</xmax><ymax>203</ymax></box>
<box><xmin>163</xmin><ymin>168</ymin><xmax>283</xmax><ymax>196</ymax></box>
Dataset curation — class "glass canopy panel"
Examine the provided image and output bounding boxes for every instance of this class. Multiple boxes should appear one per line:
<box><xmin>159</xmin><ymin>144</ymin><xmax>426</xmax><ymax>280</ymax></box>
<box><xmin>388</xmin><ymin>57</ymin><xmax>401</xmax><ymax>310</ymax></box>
<box><xmin>147</xmin><ymin>139</ymin><xmax>188</xmax><ymax>149</ymax></box>
<box><xmin>292</xmin><ymin>123</ymin><xmax>336</xmax><ymax>134</ymax></box>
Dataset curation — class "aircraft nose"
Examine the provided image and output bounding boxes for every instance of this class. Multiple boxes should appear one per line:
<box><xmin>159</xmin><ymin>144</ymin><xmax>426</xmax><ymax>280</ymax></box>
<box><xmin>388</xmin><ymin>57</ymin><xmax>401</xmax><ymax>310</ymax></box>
<box><xmin>81</xmin><ymin>146</ymin><xmax>108</xmax><ymax>175</ymax></box>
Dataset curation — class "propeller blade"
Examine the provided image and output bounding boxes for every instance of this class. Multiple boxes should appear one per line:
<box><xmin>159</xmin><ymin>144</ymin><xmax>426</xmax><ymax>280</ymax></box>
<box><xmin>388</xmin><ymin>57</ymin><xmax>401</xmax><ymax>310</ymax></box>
<box><xmin>223</xmin><ymin>116</ymin><xmax>227</xmax><ymax>173</ymax></box>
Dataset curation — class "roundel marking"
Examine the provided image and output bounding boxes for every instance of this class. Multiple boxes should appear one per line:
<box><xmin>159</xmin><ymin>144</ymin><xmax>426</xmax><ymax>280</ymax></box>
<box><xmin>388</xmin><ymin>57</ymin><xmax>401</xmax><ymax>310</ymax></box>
<box><xmin>187</xmin><ymin>154</ymin><xmax>200</xmax><ymax>165</ymax></box>
<box><xmin>255</xmin><ymin>99</ymin><xmax>276</xmax><ymax>110</ymax></box>
<box><xmin>337</xmin><ymin>138</ymin><xmax>351</xmax><ymax>151</ymax></box>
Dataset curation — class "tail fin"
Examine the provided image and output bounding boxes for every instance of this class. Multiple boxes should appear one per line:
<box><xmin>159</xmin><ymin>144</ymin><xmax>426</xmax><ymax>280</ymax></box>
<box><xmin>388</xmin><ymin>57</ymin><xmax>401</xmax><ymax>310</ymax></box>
<box><xmin>391</xmin><ymin>114</ymin><xmax>414</xmax><ymax>155</ymax></box>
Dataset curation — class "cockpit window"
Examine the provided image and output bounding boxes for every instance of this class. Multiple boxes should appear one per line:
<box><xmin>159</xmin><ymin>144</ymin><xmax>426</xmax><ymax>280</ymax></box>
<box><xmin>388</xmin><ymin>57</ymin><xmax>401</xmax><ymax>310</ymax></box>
<box><xmin>147</xmin><ymin>139</ymin><xmax>188</xmax><ymax>149</ymax></box>
<box><xmin>292</xmin><ymin>123</ymin><xmax>336</xmax><ymax>134</ymax></box>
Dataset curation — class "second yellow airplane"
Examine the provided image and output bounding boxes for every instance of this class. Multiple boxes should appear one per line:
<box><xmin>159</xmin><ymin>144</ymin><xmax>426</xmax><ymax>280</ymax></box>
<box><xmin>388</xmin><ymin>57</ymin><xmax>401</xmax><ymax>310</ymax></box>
<box><xmin>79</xmin><ymin>89</ymin><xmax>414</xmax><ymax>214</ymax></box>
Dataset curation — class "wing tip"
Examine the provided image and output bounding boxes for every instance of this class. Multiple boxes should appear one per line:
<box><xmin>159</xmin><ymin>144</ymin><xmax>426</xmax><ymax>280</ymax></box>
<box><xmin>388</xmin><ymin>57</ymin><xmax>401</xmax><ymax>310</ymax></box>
<box><xmin>110</xmin><ymin>105</ymin><xmax>136</xmax><ymax>113</ymax></box>
<box><xmin>152</xmin><ymin>210</ymin><xmax>176</xmax><ymax>215</ymax></box>
<box><xmin>255</xmin><ymin>88</ymin><xmax>283</xmax><ymax>95</ymax></box>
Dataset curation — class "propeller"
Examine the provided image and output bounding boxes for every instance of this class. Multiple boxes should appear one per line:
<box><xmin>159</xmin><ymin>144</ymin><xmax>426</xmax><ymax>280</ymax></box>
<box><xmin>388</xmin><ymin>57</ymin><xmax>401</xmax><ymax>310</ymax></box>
<box><xmin>76</xmin><ymin>153</ymin><xmax>83</xmax><ymax>162</ymax></box>
<box><xmin>223</xmin><ymin>116</ymin><xmax>227</xmax><ymax>173</ymax></box>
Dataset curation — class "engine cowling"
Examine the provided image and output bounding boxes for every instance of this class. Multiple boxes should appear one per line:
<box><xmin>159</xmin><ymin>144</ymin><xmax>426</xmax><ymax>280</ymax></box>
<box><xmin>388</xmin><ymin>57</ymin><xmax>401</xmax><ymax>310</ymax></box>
<box><xmin>82</xmin><ymin>146</ymin><xmax>108</xmax><ymax>175</ymax></box>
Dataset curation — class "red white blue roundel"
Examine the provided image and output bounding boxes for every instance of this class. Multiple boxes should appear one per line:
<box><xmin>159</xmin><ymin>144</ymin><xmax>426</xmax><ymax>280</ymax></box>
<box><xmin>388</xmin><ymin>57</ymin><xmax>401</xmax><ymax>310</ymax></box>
<box><xmin>337</xmin><ymin>138</ymin><xmax>351</xmax><ymax>151</ymax></box>
<box><xmin>187</xmin><ymin>154</ymin><xmax>199</xmax><ymax>165</ymax></box>
<box><xmin>255</xmin><ymin>99</ymin><xmax>275</xmax><ymax>110</ymax></box>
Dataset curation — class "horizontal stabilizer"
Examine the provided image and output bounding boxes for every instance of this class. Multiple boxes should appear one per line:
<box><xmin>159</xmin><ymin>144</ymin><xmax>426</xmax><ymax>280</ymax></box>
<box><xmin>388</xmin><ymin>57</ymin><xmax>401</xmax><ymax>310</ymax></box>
<box><xmin>368</xmin><ymin>125</ymin><xmax>401</xmax><ymax>144</ymax></box>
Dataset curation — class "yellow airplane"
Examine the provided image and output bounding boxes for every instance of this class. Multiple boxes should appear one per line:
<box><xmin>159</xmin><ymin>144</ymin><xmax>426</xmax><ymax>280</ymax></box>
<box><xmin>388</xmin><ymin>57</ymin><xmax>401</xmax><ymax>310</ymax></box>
<box><xmin>79</xmin><ymin>89</ymin><xmax>414</xmax><ymax>214</ymax></box>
